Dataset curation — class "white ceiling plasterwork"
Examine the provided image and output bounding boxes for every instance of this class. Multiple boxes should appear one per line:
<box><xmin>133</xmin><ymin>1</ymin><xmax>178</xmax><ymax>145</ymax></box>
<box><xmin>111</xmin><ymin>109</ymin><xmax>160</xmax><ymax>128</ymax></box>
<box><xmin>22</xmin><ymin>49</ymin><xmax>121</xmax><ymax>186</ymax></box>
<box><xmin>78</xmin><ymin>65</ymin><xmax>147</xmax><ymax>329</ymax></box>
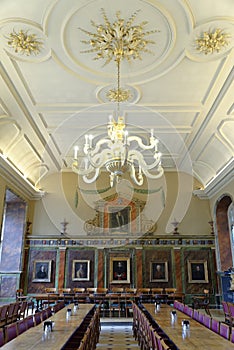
<box><xmin>0</xmin><ymin>0</ymin><xmax>233</xmax><ymax>200</ymax></box>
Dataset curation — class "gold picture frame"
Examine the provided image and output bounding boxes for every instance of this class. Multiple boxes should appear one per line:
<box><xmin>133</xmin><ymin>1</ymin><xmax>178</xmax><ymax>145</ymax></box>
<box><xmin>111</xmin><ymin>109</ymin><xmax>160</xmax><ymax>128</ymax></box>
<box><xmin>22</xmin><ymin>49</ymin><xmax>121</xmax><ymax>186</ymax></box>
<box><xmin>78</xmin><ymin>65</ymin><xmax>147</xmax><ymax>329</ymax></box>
<box><xmin>32</xmin><ymin>260</ymin><xmax>52</xmax><ymax>282</ymax></box>
<box><xmin>110</xmin><ymin>257</ymin><xmax>130</xmax><ymax>283</ymax></box>
<box><xmin>188</xmin><ymin>260</ymin><xmax>209</xmax><ymax>283</ymax></box>
<box><xmin>150</xmin><ymin>261</ymin><xmax>168</xmax><ymax>282</ymax></box>
<box><xmin>72</xmin><ymin>260</ymin><xmax>90</xmax><ymax>281</ymax></box>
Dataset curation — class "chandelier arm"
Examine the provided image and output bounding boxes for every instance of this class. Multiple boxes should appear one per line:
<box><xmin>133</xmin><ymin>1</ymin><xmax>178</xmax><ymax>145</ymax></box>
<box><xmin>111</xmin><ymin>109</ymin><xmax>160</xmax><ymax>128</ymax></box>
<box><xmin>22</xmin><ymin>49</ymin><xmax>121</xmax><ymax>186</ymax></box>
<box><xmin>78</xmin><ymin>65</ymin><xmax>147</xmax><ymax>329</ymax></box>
<box><xmin>127</xmin><ymin>135</ymin><xmax>158</xmax><ymax>150</ymax></box>
<box><xmin>84</xmin><ymin>138</ymin><xmax>112</xmax><ymax>156</ymax></box>
<box><xmin>141</xmin><ymin>166</ymin><xmax>164</xmax><ymax>179</ymax></box>
<box><xmin>130</xmin><ymin>165</ymin><xmax>144</xmax><ymax>186</ymax></box>
<box><xmin>82</xmin><ymin>168</ymin><xmax>100</xmax><ymax>183</ymax></box>
<box><xmin>128</xmin><ymin>150</ymin><xmax>162</xmax><ymax>170</ymax></box>
<box><xmin>87</xmin><ymin>148</ymin><xmax>113</xmax><ymax>169</ymax></box>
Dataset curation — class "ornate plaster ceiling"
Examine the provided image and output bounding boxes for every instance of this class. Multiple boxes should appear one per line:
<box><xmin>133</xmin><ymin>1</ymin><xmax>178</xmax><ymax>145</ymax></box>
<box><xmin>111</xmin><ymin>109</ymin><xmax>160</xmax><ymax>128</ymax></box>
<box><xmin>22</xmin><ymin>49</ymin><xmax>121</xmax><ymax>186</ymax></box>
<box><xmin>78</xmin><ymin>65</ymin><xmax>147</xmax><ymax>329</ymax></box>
<box><xmin>0</xmin><ymin>0</ymin><xmax>233</xmax><ymax>199</ymax></box>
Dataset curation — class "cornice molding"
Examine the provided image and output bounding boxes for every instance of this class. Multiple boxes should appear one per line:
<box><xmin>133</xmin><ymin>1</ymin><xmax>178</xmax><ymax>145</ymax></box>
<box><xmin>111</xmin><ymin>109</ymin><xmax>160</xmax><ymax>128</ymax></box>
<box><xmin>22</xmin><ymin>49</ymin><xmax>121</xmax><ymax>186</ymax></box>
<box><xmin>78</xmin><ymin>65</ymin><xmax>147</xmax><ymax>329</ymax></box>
<box><xmin>193</xmin><ymin>158</ymin><xmax>234</xmax><ymax>199</ymax></box>
<box><xmin>0</xmin><ymin>155</ymin><xmax>45</xmax><ymax>200</ymax></box>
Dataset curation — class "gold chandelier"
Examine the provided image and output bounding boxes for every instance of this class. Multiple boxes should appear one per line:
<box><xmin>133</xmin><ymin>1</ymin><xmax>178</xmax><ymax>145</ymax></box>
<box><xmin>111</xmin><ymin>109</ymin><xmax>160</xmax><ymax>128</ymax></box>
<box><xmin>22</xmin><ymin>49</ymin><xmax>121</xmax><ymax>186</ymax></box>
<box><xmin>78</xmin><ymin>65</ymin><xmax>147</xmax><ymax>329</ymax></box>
<box><xmin>72</xmin><ymin>9</ymin><xmax>163</xmax><ymax>187</ymax></box>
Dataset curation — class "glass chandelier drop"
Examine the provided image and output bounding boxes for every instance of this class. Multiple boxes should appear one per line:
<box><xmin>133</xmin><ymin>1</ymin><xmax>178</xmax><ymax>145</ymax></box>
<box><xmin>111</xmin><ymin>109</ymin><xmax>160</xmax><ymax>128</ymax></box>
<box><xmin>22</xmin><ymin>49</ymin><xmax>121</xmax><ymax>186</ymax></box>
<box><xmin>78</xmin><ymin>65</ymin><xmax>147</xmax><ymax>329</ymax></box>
<box><xmin>72</xmin><ymin>9</ymin><xmax>163</xmax><ymax>187</ymax></box>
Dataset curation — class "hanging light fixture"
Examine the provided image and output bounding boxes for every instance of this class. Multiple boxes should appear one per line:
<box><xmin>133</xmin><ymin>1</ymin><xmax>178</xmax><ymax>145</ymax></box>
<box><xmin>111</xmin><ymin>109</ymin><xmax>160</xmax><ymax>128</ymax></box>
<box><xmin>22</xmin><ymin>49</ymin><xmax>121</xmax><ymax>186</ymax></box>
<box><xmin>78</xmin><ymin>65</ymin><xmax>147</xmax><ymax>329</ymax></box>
<box><xmin>72</xmin><ymin>9</ymin><xmax>163</xmax><ymax>187</ymax></box>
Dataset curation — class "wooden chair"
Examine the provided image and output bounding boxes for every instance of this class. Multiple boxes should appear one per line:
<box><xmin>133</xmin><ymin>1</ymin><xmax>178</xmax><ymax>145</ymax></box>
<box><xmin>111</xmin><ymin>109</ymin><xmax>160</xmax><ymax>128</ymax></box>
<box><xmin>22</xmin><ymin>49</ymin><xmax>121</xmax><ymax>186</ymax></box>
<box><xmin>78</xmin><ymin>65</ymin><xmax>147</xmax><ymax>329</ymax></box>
<box><xmin>192</xmin><ymin>289</ymin><xmax>211</xmax><ymax>316</ymax></box>
<box><xmin>111</xmin><ymin>287</ymin><xmax>124</xmax><ymax>293</ymax></box>
<box><xmin>193</xmin><ymin>309</ymin><xmax>200</xmax><ymax>321</ymax></box>
<box><xmin>18</xmin><ymin>301</ymin><xmax>28</xmax><ymax>319</ymax></box>
<box><xmin>211</xmin><ymin>318</ymin><xmax>220</xmax><ymax>333</ymax></box>
<box><xmin>86</xmin><ymin>287</ymin><xmax>97</xmax><ymax>294</ymax></box>
<box><xmin>16</xmin><ymin>288</ymin><xmax>24</xmax><ymax>301</ymax></box>
<box><xmin>219</xmin><ymin>322</ymin><xmax>230</xmax><ymax>340</ymax></box>
<box><xmin>25</xmin><ymin>315</ymin><xmax>34</xmax><ymax>329</ymax></box>
<box><xmin>0</xmin><ymin>328</ymin><xmax>4</xmax><ymax>347</ymax></box>
<box><xmin>45</xmin><ymin>287</ymin><xmax>57</xmax><ymax>293</ymax></box>
<box><xmin>165</xmin><ymin>288</ymin><xmax>177</xmax><ymax>294</ymax></box>
<box><xmin>6</xmin><ymin>303</ymin><xmax>16</xmax><ymax>324</ymax></box>
<box><xmin>183</xmin><ymin>304</ymin><xmax>193</xmax><ymax>317</ymax></box>
<box><xmin>59</xmin><ymin>288</ymin><xmax>71</xmax><ymax>294</ymax></box>
<box><xmin>0</xmin><ymin>304</ymin><xmax>9</xmax><ymax>327</ymax></box>
<box><xmin>5</xmin><ymin>323</ymin><xmax>18</xmax><ymax>343</ymax></box>
<box><xmin>34</xmin><ymin>311</ymin><xmax>42</xmax><ymax>325</ymax></box>
<box><xmin>222</xmin><ymin>301</ymin><xmax>231</xmax><ymax>324</ymax></box>
<box><xmin>125</xmin><ymin>287</ymin><xmax>137</xmax><ymax>294</ymax></box>
<box><xmin>43</xmin><ymin>293</ymin><xmax>59</xmax><ymax>308</ymax></box>
<box><xmin>96</xmin><ymin>288</ymin><xmax>108</xmax><ymax>294</ymax></box>
<box><xmin>73</xmin><ymin>287</ymin><xmax>86</xmax><ymax>293</ymax></box>
<box><xmin>17</xmin><ymin>318</ymin><xmax>28</xmax><ymax>335</ymax></box>
<box><xmin>137</xmin><ymin>288</ymin><xmax>151</xmax><ymax>294</ymax></box>
<box><xmin>203</xmin><ymin>314</ymin><xmax>211</xmax><ymax>328</ymax></box>
<box><xmin>231</xmin><ymin>327</ymin><xmax>234</xmax><ymax>343</ymax></box>
<box><xmin>227</xmin><ymin>302</ymin><xmax>234</xmax><ymax>326</ymax></box>
<box><xmin>151</xmin><ymin>288</ymin><xmax>164</xmax><ymax>294</ymax></box>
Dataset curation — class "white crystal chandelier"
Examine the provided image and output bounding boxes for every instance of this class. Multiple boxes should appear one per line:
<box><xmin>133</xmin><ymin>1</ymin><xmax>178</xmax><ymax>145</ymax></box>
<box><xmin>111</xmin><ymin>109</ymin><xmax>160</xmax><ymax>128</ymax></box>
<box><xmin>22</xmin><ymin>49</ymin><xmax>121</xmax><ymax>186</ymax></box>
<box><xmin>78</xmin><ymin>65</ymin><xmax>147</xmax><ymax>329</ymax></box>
<box><xmin>72</xmin><ymin>9</ymin><xmax>163</xmax><ymax>187</ymax></box>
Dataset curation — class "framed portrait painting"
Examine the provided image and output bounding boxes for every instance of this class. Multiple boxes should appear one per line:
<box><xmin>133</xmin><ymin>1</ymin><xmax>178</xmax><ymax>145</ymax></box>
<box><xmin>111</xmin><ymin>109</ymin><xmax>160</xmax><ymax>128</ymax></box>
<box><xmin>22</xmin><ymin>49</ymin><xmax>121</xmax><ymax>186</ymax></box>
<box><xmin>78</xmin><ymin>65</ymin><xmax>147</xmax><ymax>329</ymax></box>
<box><xmin>188</xmin><ymin>260</ymin><xmax>209</xmax><ymax>283</ymax></box>
<box><xmin>72</xmin><ymin>260</ymin><xmax>90</xmax><ymax>281</ymax></box>
<box><xmin>32</xmin><ymin>260</ymin><xmax>52</xmax><ymax>282</ymax></box>
<box><xmin>150</xmin><ymin>261</ymin><xmax>168</xmax><ymax>282</ymax></box>
<box><xmin>110</xmin><ymin>257</ymin><xmax>130</xmax><ymax>283</ymax></box>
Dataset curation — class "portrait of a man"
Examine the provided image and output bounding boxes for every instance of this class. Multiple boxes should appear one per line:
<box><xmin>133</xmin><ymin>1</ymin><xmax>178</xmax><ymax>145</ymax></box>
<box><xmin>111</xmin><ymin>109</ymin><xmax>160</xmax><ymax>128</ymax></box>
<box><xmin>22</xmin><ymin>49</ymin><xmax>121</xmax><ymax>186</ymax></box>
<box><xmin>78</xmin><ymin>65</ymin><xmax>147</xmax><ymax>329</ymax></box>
<box><xmin>36</xmin><ymin>264</ymin><xmax>48</xmax><ymax>279</ymax></box>
<box><xmin>188</xmin><ymin>260</ymin><xmax>209</xmax><ymax>283</ymax></box>
<box><xmin>113</xmin><ymin>260</ymin><xmax>127</xmax><ymax>280</ymax></box>
<box><xmin>33</xmin><ymin>260</ymin><xmax>51</xmax><ymax>282</ymax></box>
<box><xmin>110</xmin><ymin>257</ymin><xmax>130</xmax><ymax>283</ymax></box>
<box><xmin>110</xmin><ymin>207</ymin><xmax>130</xmax><ymax>232</ymax></box>
<box><xmin>72</xmin><ymin>260</ymin><xmax>90</xmax><ymax>281</ymax></box>
<box><xmin>191</xmin><ymin>264</ymin><xmax>205</xmax><ymax>280</ymax></box>
<box><xmin>151</xmin><ymin>262</ymin><xmax>168</xmax><ymax>282</ymax></box>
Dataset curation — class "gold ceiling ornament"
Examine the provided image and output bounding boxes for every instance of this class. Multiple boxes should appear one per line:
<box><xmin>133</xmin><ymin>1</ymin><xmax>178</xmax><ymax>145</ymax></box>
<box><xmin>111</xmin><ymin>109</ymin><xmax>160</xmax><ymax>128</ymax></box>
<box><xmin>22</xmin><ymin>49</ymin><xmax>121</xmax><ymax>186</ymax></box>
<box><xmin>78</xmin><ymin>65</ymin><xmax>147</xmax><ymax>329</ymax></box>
<box><xmin>106</xmin><ymin>87</ymin><xmax>132</xmax><ymax>103</ymax></box>
<box><xmin>80</xmin><ymin>8</ymin><xmax>158</xmax><ymax>64</ymax></box>
<box><xmin>7</xmin><ymin>29</ymin><xmax>43</xmax><ymax>56</ymax></box>
<box><xmin>80</xmin><ymin>8</ymin><xmax>159</xmax><ymax>102</ymax></box>
<box><xmin>195</xmin><ymin>28</ymin><xmax>230</xmax><ymax>55</ymax></box>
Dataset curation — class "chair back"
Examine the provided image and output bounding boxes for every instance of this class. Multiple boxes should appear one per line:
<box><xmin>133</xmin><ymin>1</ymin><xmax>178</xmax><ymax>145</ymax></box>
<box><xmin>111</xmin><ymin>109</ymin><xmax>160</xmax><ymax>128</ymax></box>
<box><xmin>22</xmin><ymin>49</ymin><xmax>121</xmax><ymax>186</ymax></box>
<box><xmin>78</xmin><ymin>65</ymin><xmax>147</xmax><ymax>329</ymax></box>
<box><xmin>59</xmin><ymin>288</ymin><xmax>71</xmax><ymax>294</ymax></box>
<box><xmin>137</xmin><ymin>288</ymin><xmax>151</xmax><ymax>294</ymax></box>
<box><xmin>0</xmin><ymin>304</ymin><xmax>9</xmax><ymax>327</ymax></box>
<box><xmin>231</xmin><ymin>327</ymin><xmax>234</xmax><ymax>343</ymax></box>
<box><xmin>45</xmin><ymin>287</ymin><xmax>57</xmax><ymax>293</ymax></box>
<box><xmin>203</xmin><ymin>314</ymin><xmax>211</xmax><ymax>328</ymax></box>
<box><xmin>5</xmin><ymin>323</ymin><xmax>18</xmax><ymax>343</ymax></box>
<box><xmin>111</xmin><ymin>287</ymin><xmax>124</xmax><ymax>293</ymax></box>
<box><xmin>96</xmin><ymin>288</ymin><xmax>108</xmax><ymax>294</ymax></box>
<box><xmin>228</xmin><ymin>302</ymin><xmax>234</xmax><ymax>325</ymax></box>
<box><xmin>73</xmin><ymin>287</ymin><xmax>86</xmax><ymax>293</ymax></box>
<box><xmin>18</xmin><ymin>300</ymin><xmax>28</xmax><ymax>319</ymax></box>
<box><xmin>165</xmin><ymin>288</ymin><xmax>177</xmax><ymax>294</ymax></box>
<box><xmin>211</xmin><ymin>318</ymin><xmax>220</xmax><ymax>333</ymax></box>
<box><xmin>219</xmin><ymin>322</ymin><xmax>230</xmax><ymax>340</ymax></box>
<box><xmin>34</xmin><ymin>311</ymin><xmax>42</xmax><ymax>325</ymax></box>
<box><xmin>86</xmin><ymin>287</ymin><xmax>97</xmax><ymax>294</ymax></box>
<box><xmin>25</xmin><ymin>315</ymin><xmax>34</xmax><ymax>329</ymax></box>
<box><xmin>16</xmin><ymin>289</ymin><xmax>23</xmax><ymax>300</ymax></box>
<box><xmin>151</xmin><ymin>288</ymin><xmax>163</xmax><ymax>294</ymax></box>
<box><xmin>125</xmin><ymin>287</ymin><xmax>137</xmax><ymax>294</ymax></box>
<box><xmin>6</xmin><ymin>303</ymin><xmax>15</xmax><ymax>324</ymax></box>
<box><xmin>0</xmin><ymin>328</ymin><xmax>4</xmax><ymax>347</ymax></box>
<box><xmin>17</xmin><ymin>319</ymin><xmax>28</xmax><ymax>335</ymax></box>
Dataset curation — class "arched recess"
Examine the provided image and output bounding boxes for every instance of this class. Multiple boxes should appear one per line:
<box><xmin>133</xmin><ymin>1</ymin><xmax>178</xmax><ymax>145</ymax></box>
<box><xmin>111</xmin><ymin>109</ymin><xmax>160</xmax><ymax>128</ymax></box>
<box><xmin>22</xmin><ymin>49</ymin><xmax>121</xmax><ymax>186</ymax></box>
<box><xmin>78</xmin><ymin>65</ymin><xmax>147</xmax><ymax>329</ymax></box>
<box><xmin>215</xmin><ymin>195</ymin><xmax>233</xmax><ymax>271</ymax></box>
<box><xmin>228</xmin><ymin>203</ymin><xmax>234</xmax><ymax>265</ymax></box>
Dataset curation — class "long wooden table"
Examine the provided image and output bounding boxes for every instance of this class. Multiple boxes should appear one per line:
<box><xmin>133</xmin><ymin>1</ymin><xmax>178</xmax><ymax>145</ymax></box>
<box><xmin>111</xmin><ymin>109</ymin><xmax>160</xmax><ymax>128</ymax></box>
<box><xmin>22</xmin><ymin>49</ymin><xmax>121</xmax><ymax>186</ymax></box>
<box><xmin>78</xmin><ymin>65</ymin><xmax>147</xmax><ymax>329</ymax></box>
<box><xmin>2</xmin><ymin>304</ymin><xmax>93</xmax><ymax>350</ymax></box>
<box><xmin>143</xmin><ymin>304</ymin><xmax>234</xmax><ymax>350</ymax></box>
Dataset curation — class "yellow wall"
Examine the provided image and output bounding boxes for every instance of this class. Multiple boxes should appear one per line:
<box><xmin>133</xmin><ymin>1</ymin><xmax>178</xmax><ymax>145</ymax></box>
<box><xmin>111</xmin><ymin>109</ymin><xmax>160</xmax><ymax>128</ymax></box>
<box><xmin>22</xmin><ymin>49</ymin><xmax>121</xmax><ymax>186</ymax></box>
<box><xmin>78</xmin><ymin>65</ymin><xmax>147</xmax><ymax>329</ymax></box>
<box><xmin>32</xmin><ymin>171</ymin><xmax>211</xmax><ymax>236</ymax></box>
